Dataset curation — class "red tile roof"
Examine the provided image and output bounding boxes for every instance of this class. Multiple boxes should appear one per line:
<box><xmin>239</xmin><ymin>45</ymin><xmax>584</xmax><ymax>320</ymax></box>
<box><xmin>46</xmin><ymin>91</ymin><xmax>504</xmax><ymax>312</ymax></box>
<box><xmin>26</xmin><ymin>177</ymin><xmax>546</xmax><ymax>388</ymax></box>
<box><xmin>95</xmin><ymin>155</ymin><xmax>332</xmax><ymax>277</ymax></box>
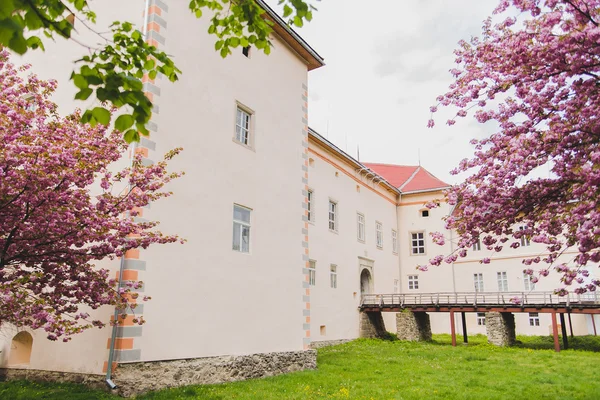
<box><xmin>363</xmin><ymin>163</ymin><xmax>450</xmax><ymax>193</ymax></box>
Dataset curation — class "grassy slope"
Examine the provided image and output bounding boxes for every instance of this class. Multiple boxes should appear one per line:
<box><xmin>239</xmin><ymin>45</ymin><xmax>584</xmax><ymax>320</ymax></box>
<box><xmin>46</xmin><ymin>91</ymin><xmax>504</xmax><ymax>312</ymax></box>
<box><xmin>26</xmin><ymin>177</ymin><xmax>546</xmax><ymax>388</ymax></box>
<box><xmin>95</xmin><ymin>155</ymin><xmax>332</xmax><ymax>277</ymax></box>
<box><xmin>1</xmin><ymin>335</ymin><xmax>599</xmax><ymax>400</ymax></box>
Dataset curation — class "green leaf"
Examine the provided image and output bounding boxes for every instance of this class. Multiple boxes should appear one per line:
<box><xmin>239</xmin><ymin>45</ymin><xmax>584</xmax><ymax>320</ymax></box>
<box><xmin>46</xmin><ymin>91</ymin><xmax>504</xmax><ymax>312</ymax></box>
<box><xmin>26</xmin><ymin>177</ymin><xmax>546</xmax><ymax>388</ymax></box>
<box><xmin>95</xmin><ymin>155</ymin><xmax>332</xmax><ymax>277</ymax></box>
<box><xmin>0</xmin><ymin>0</ymin><xmax>15</xmax><ymax>19</ymax></box>
<box><xmin>9</xmin><ymin>33</ymin><xmax>27</xmax><ymax>55</ymax></box>
<box><xmin>229</xmin><ymin>37</ymin><xmax>239</xmax><ymax>47</ymax></box>
<box><xmin>215</xmin><ymin>40</ymin><xmax>223</xmax><ymax>50</ymax></box>
<box><xmin>144</xmin><ymin>59</ymin><xmax>155</xmax><ymax>70</ymax></box>
<box><xmin>123</xmin><ymin>129</ymin><xmax>140</xmax><ymax>143</ymax></box>
<box><xmin>74</xmin><ymin>88</ymin><xmax>93</xmax><ymax>100</ymax></box>
<box><xmin>72</xmin><ymin>74</ymin><xmax>88</xmax><ymax>89</ymax></box>
<box><xmin>92</xmin><ymin>107</ymin><xmax>111</xmax><ymax>126</ymax></box>
<box><xmin>115</xmin><ymin>114</ymin><xmax>134</xmax><ymax>132</ymax></box>
<box><xmin>26</xmin><ymin>35</ymin><xmax>44</xmax><ymax>50</ymax></box>
<box><xmin>283</xmin><ymin>5</ymin><xmax>293</xmax><ymax>18</ymax></box>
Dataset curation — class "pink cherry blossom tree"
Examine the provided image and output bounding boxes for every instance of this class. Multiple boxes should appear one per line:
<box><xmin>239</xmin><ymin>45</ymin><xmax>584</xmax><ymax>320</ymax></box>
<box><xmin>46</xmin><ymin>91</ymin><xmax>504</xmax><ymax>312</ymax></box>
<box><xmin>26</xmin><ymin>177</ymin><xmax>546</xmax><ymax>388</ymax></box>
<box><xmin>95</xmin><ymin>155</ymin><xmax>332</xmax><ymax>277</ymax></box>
<box><xmin>0</xmin><ymin>51</ymin><xmax>183</xmax><ymax>341</ymax></box>
<box><xmin>429</xmin><ymin>0</ymin><xmax>600</xmax><ymax>294</ymax></box>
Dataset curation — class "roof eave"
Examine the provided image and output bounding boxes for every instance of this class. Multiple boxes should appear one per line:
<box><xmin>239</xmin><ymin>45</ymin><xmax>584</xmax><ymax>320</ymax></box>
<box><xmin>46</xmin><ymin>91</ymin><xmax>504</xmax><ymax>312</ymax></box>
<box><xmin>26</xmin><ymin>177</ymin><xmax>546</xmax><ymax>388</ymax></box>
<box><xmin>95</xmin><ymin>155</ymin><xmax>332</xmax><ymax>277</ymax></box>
<box><xmin>400</xmin><ymin>186</ymin><xmax>452</xmax><ymax>195</ymax></box>
<box><xmin>256</xmin><ymin>0</ymin><xmax>325</xmax><ymax>70</ymax></box>
<box><xmin>308</xmin><ymin>128</ymin><xmax>400</xmax><ymax>194</ymax></box>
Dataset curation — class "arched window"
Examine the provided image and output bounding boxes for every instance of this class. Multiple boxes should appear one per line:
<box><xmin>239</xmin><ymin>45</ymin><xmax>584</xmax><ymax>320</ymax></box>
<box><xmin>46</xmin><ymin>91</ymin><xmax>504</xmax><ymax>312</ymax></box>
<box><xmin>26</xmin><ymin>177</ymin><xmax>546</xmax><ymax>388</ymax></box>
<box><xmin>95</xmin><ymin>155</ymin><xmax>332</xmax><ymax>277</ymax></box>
<box><xmin>8</xmin><ymin>331</ymin><xmax>33</xmax><ymax>366</ymax></box>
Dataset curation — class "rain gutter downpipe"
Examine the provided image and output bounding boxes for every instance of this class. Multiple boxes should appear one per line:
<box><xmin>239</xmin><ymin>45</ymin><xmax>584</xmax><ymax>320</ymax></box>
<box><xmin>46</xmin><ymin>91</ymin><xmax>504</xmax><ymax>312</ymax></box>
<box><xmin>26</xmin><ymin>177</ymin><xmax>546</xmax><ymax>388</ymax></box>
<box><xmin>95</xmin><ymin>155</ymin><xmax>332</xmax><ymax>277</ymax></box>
<box><xmin>105</xmin><ymin>0</ymin><xmax>148</xmax><ymax>389</ymax></box>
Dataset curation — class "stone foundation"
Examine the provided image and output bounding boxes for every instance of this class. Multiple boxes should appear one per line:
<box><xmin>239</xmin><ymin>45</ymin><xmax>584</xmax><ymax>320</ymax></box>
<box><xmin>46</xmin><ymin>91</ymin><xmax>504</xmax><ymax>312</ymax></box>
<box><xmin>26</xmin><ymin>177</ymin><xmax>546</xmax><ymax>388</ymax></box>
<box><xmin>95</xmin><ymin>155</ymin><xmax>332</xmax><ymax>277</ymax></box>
<box><xmin>486</xmin><ymin>312</ymin><xmax>516</xmax><ymax>346</ymax></box>
<box><xmin>359</xmin><ymin>311</ymin><xmax>387</xmax><ymax>338</ymax></box>
<box><xmin>0</xmin><ymin>349</ymin><xmax>317</xmax><ymax>398</ymax></box>
<box><xmin>309</xmin><ymin>339</ymin><xmax>352</xmax><ymax>349</ymax></box>
<box><xmin>0</xmin><ymin>368</ymin><xmax>106</xmax><ymax>390</ymax></box>
<box><xmin>396</xmin><ymin>311</ymin><xmax>432</xmax><ymax>341</ymax></box>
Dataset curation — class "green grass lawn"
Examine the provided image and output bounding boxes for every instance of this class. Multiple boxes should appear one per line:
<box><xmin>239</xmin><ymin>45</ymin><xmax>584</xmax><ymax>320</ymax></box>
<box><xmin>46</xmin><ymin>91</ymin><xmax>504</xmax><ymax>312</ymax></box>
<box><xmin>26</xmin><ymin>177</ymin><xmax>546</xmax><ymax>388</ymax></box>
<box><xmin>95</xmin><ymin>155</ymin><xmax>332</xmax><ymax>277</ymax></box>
<box><xmin>2</xmin><ymin>334</ymin><xmax>600</xmax><ymax>400</ymax></box>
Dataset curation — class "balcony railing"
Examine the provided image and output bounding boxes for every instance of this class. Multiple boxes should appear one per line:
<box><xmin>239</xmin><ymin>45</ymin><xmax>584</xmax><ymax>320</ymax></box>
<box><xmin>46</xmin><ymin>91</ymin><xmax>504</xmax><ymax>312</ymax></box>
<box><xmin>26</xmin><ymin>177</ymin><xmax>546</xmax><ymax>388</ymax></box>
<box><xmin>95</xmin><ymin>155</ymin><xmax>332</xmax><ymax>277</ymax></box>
<box><xmin>360</xmin><ymin>291</ymin><xmax>600</xmax><ymax>309</ymax></box>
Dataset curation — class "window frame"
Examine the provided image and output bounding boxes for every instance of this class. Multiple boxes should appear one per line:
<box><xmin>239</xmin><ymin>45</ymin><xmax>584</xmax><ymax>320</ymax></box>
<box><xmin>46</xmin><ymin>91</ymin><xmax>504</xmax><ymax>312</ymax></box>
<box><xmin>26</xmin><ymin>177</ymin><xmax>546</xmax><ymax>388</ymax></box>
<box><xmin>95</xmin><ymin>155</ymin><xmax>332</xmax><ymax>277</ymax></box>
<box><xmin>474</xmin><ymin>273</ymin><xmax>484</xmax><ymax>292</ymax></box>
<box><xmin>529</xmin><ymin>312</ymin><xmax>540</xmax><ymax>326</ymax></box>
<box><xmin>472</xmin><ymin>239</ymin><xmax>481</xmax><ymax>251</ymax></box>
<box><xmin>308</xmin><ymin>260</ymin><xmax>316</xmax><ymax>286</ymax></box>
<box><xmin>357</xmin><ymin>212</ymin><xmax>365</xmax><ymax>242</ymax></box>
<box><xmin>519</xmin><ymin>226</ymin><xmax>531</xmax><ymax>247</ymax></box>
<box><xmin>408</xmin><ymin>275</ymin><xmax>419</xmax><ymax>290</ymax></box>
<box><xmin>307</xmin><ymin>189</ymin><xmax>314</xmax><ymax>224</ymax></box>
<box><xmin>410</xmin><ymin>231</ymin><xmax>426</xmax><ymax>255</ymax></box>
<box><xmin>232</xmin><ymin>204</ymin><xmax>251</xmax><ymax>253</ymax></box>
<box><xmin>376</xmin><ymin>221</ymin><xmax>383</xmax><ymax>249</ymax></box>
<box><xmin>497</xmin><ymin>271</ymin><xmax>509</xmax><ymax>292</ymax></box>
<box><xmin>477</xmin><ymin>313</ymin><xmax>486</xmax><ymax>326</ymax></box>
<box><xmin>523</xmin><ymin>272</ymin><xmax>535</xmax><ymax>291</ymax></box>
<box><xmin>330</xmin><ymin>264</ymin><xmax>337</xmax><ymax>289</ymax></box>
<box><xmin>392</xmin><ymin>229</ymin><xmax>398</xmax><ymax>254</ymax></box>
<box><xmin>328</xmin><ymin>199</ymin><xmax>338</xmax><ymax>232</ymax></box>
<box><xmin>234</xmin><ymin>103</ymin><xmax>255</xmax><ymax>148</ymax></box>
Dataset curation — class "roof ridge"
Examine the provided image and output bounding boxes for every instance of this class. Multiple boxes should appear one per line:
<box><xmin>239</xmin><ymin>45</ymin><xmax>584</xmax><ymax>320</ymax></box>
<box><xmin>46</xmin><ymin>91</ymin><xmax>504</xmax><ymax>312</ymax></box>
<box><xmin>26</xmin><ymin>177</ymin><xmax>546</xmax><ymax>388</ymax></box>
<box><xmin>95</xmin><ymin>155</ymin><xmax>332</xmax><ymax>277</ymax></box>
<box><xmin>363</xmin><ymin>162</ymin><xmax>419</xmax><ymax>168</ymax></box>
<box><xmin>399</xmin><ymin>166</ymin><xmax>422</xmax><ymax>191</ymax></box>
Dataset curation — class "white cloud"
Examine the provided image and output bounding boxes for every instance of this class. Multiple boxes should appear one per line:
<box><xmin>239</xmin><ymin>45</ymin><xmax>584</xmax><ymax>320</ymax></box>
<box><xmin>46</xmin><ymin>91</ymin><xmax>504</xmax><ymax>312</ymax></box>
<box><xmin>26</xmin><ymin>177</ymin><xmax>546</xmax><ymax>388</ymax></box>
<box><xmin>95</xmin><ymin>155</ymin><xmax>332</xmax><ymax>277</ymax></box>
<box><xmin>268</xmin><ymin>0</ymin><xmax>500</xmax><ymax>184</ymax></box>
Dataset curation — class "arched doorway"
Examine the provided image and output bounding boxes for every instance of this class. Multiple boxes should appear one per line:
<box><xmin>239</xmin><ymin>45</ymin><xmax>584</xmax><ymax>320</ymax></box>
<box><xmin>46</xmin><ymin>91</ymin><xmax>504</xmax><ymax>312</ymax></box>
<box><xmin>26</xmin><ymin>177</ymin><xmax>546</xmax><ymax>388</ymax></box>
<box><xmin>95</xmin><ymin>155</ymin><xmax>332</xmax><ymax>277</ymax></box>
<box><xmin>8</xmin><ymin>331</ymin><xmax>33</xmax><ymax>366</ymax></box>
<box><xmin>360</xmin><ymin>269</ymin><xmax>372</xmax><ymax>295</ymax></box>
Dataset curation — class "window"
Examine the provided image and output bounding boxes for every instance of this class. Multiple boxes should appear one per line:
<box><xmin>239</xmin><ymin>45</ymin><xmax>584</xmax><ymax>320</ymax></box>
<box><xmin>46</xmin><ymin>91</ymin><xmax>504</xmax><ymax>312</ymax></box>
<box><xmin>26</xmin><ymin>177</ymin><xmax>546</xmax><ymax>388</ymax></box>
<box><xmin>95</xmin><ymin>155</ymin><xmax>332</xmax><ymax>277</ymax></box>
<box><xmin>474</xmin><ymin>273</ymin><xmax>484</xmax><ymax>292</ymax></box>
<box><xmin>392</xmin><ymin>230</ymin><xmax>398</xmax><ymax>254</ymax></box>
<box><xmin>376</xmin><ymin>222</ymin><xmax>383</xmax><ymax>249</ymax></box>
<box><xmin>529</xmin><ymin>313</ymin><xmax>540</xmax><ymax>326</ymax></box>
<box><xmin>308</xmin><ymin>260</ymin><xmax>316</xmax><ymax>286</ymax></box>
<box><xmin>307</xmin><ymin>190</ymin><xmax>313</xmax><ymax>223</ymax></box>
<box><xmin>523</xmin><ymin>272</ymin><xmax>535</xmax><ymax>291</ymax></box>
<box><xmin>472</xmin><ymin>239</ymin><xmax>481</xmax><ymax>251</ymax></box>
<box><xmin>421</xmin><ymin>210</ymin><xmax>429</xmax><ymax>217</ymax></box>
<box><xmin>330</xmin><ymin>265</ymin><xmax>337</xmax><ymax>289</ymax></box>
<box><xmin>328</xmin><ymin>200</ymin><xmax>337</xmax><ymax>231</ymax></box>
<box><xmin>497</xmin><ymin>271</ymin><xmax>508</xmax><ymax>292</ymax></box>
<box><xmin>408</xmin><ymin>275</ymin><xmax>419</xmax><ymax>290</ymax></box>
<box><xmin>235</xmin><ymin>107</ymin><xmax>251</xmax><ymax>146</ymax></box>
<box><xmin>411</xmin><ymin>232</ymin><xmax>425</xmax><ymax>255</ymax></box>
<box><xmin>232</xmin><ymin>205</ymin><xmax>251</xmax><ymax>253</ymax></box>
<box><xmin>357</xmin><ymin>213</ymin><xmax>365</xmax><ymax>242</ymax></box>
<box><xmin>394</xmin><ymin>279</ymin><xmax>399</xmax><ymax>293</ymax></box>
<box><xmin>242</xmin><ymin>46</ymin><xmax>251</xmax><ymax>57</ymax></box>
<box><xmin>519</xmin><ymin>226</ymin><xmax>531</xmax><ymax>247</ymax></box>
<box><xmin>477</xmin><ymin>313</ymin><xmax>486</xmax><ymax>326</ymax></box>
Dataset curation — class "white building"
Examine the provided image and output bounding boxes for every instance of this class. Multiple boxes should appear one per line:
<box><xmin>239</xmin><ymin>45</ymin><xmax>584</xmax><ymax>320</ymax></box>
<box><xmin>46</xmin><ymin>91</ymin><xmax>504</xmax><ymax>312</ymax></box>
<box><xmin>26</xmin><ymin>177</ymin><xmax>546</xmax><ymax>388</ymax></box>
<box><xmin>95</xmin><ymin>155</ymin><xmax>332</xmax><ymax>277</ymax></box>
<box><xmin>0</xmin><ymin>0</ymin><xmax>598</xmax><ymax>395</ymax></box>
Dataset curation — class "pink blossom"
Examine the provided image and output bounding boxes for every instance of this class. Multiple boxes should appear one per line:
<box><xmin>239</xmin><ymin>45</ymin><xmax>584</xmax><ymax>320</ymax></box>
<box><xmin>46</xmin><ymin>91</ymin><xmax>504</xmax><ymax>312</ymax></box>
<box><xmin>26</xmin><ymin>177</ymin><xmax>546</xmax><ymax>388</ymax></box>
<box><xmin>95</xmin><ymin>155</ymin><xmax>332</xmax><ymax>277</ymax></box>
<box><xmin>0</xmin><ymin>51</ymin><xmax>184</xmax><ymax>340</ymax></box>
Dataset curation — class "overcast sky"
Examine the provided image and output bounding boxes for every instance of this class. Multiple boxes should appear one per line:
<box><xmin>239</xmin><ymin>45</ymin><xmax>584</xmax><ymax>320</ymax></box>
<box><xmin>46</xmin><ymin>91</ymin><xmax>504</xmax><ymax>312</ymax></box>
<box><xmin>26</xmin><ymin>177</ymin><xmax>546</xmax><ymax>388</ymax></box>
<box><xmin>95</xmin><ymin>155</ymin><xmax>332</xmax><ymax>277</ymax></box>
<box><xmin>267</xmin><ymin>0</ymin><xmax>500</xmax><ymax>184</ymax></box>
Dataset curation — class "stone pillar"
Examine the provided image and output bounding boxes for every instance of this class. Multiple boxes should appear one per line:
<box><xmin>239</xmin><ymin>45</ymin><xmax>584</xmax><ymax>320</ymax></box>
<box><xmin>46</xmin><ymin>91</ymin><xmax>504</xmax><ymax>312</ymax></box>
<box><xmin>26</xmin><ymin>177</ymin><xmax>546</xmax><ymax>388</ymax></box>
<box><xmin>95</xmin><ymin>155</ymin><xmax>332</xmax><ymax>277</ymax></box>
<box><xmin>396</xmin><ymin>311</ymin><xmax>432</xmax><ymax>341</ymax></box>
<box><xmin>485</xmin><ymin>312</ymin><xmax>516</xmax><ymax>346</ymax></box>
<box><xmin>359</xmin><ymin>311</ymin><xmax>387</xmax><ymax>338</ymax></box>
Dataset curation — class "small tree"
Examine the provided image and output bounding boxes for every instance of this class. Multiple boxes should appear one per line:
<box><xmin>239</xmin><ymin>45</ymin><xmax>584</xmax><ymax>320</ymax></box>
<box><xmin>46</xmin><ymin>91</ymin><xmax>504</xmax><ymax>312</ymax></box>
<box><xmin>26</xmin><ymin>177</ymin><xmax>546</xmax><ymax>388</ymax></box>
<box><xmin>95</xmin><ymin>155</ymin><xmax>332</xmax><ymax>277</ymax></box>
<box><xmin>429</xmin><ymin>0</ymin><xmax>600</xmax><ymax>294</ymax></box>
<box><xmin>0</xmin><ymin>51</ymin><xmax>183</xmax><ymax>340</ymax></box>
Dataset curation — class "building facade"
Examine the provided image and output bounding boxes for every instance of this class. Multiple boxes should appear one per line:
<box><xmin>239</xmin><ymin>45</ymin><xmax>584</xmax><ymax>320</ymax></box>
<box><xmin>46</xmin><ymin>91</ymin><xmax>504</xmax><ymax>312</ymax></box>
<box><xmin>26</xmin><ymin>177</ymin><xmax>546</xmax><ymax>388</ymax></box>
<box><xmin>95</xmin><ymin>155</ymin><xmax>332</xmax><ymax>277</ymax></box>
<box><xmin>0</xmin><ymin>0</ymin><xmax>598</xmax><ymax>394</ymax></box>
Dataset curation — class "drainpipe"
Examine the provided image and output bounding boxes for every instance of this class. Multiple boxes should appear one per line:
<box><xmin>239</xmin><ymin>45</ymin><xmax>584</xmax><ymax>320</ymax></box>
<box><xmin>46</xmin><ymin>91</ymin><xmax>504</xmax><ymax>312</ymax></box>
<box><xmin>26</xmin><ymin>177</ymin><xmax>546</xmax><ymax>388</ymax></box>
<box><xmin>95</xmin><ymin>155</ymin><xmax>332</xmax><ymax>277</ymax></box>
<box><xmin>105</xmin><ymin>0</ymin><xmax>148</xmax><ymax>389</ymax></box>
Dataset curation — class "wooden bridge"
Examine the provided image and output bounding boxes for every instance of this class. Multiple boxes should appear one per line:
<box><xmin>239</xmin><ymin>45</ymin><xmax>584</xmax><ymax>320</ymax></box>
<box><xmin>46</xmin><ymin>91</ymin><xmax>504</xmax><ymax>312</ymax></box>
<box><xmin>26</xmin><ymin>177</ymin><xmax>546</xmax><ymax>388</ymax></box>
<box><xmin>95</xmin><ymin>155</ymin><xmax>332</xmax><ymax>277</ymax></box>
<box><xmin>359</xmin><ymin>291</ymin><xmax>600</xmax><ymax>352</ymax></box>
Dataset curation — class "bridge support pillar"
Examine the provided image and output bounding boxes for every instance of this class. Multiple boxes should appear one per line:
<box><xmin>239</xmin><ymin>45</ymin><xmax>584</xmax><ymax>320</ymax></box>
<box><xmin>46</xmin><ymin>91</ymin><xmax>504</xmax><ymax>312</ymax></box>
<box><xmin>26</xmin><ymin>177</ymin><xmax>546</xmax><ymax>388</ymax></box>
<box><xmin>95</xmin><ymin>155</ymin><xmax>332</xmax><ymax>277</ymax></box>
<box><xmin>396</xmin><ymin>311</ymin><xmax>432</xmax><ymax>341</ymax></box>
<box><xmin>359</xmin><ymin>311</ymin><xmax>387</xmax><ymax>339</ymax></box>
<box><xmin>485</xmin><ymin>312</ymin><xmax>516</xmax><ymax>347</ymax></box>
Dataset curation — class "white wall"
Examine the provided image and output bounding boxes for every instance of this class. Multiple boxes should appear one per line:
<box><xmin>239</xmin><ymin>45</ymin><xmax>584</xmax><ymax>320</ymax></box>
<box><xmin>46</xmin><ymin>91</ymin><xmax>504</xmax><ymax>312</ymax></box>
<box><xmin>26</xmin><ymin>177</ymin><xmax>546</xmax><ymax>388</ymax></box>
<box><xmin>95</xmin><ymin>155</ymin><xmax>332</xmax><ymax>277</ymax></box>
<box><xmin>307</xmin><ymin>141</ymin><xmax>400</xmax><ymax>341</ymax></box>
<box><xmin>136</xmin><ymin>4</ymin><xmax>311</xmax><ymax>361</ymax></box>
<box><xmin>397</xmin><ymin>191</ymin><xmax>599</xmax><ymax>336</ymax></box>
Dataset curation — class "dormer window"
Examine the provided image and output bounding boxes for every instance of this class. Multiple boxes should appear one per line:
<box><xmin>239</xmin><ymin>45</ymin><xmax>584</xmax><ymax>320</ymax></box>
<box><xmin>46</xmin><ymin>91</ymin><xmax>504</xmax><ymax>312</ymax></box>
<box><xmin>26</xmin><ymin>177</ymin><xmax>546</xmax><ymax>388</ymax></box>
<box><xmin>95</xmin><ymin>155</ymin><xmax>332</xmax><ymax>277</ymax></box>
<box><xmin>421</xmin><ymin>210</ymin><xmax>429</xmax><ymax>217</ymax></box>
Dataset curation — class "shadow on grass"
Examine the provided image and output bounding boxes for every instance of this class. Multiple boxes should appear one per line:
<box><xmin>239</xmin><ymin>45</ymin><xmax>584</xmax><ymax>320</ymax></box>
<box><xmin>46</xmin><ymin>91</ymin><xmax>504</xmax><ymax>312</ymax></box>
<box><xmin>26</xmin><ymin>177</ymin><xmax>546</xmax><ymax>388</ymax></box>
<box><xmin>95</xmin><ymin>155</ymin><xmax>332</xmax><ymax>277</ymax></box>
<box><xmin>427</xmin><ymin>333</ymin><xmax>600</xmax><ymax>352</ymax></box>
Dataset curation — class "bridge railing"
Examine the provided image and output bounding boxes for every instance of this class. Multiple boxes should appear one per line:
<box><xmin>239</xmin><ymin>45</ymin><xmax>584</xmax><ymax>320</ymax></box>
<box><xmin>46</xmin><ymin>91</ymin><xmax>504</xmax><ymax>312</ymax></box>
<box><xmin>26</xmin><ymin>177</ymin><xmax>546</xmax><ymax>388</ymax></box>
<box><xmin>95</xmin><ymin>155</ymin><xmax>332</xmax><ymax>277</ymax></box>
<box><xmin>360</xmin><ymin>291</ymin><xmax>600</xmax><ymax>308</ymax></box>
